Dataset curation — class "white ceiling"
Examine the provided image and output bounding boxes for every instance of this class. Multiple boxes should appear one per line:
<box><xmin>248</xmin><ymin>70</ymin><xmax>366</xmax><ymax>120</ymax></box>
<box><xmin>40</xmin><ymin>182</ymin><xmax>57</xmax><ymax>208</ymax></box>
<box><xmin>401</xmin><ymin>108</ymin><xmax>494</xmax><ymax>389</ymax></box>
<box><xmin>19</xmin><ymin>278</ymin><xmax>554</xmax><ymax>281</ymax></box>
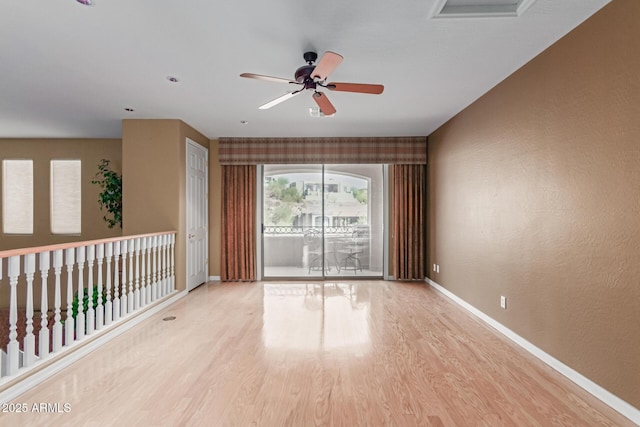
<box><xmin>0</xmin><ymin>0</ymin><xmax>610</xmax><ymax>140</ymax></box>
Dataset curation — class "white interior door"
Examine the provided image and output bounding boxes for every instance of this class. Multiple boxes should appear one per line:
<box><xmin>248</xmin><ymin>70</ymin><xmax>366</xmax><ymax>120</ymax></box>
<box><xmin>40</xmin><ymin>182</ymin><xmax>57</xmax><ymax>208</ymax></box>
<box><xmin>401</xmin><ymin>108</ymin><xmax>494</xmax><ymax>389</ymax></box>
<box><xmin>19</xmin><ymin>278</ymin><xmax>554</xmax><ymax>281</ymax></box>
<box><xmin>186</xmin><ymin>139</ymin><xmax>208</xmax><ymax>291</ymax></box>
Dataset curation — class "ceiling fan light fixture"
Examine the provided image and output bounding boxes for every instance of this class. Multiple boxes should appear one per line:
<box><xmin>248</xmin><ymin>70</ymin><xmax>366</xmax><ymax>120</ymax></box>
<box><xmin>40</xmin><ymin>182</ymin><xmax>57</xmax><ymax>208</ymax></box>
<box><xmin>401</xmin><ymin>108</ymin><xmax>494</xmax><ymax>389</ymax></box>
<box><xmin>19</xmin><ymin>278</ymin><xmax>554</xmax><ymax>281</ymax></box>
<box><xmin>309</xmin><ymin>107</ymin><xmax>335</xmax><ymax>118</ymax></box>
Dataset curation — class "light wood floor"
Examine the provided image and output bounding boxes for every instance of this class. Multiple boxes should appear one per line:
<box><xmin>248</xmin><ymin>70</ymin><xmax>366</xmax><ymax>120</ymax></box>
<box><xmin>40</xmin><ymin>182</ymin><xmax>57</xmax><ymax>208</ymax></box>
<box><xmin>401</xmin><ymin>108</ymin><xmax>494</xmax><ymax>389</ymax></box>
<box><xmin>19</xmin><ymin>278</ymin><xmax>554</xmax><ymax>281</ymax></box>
<box><xmin>0</xmin><ymin>281</ymin><xmax>634</xmax><ymax>426</ymax></box>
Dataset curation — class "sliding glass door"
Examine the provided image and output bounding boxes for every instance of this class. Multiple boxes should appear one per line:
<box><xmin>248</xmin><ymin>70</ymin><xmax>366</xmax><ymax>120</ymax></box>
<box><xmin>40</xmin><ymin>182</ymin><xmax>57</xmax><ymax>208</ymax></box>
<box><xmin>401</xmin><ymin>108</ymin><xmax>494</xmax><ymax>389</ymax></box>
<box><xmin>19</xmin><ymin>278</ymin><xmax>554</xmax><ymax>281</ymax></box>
<box><xmin>262</xmin><ymin>164</ymin><xmax>383</xmax><ymax>278</ymax></box>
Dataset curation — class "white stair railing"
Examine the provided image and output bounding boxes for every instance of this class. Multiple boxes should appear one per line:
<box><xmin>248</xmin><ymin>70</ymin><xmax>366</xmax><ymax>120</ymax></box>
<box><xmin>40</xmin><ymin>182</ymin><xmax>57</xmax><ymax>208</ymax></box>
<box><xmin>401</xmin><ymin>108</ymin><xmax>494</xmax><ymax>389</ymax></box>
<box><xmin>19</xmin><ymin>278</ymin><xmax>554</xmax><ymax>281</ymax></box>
<box><xmin>64</xmin><ymin>247</ymin><xmax>75</xmax><ymax>347</ymax></box>
<box><xmin>113</xmin><ymin>242</ymin><xmax>121</xmax><ymax>322</ymax></box>
<box><xmin>7</xmin><ymin>256</ymin><xmax>19</xmax><ymax>376</ymax></box>
<box><xmin>120</xmin><ymin>239</ymin><xmax>128</xmax><ymax>318</ymax></box>
<box><xmin>52</xmin><ymin>250</ymin><xmax>63</xmax><ymax>353</ymax></box>
<box><xmin>86</xmin><ymin>245</ymin><xmax>95</xmax><ymax>335</ymax></box>
<box><xmin>23</xmin><ymin>254</ymin><xmax>36</xmax><ymax>367</ymax></box>
<box><xmin>76</xmin><ymin>247</ymin><xmax>85</xmax><ymax>341</ymax></box>
<box><xmin>38</xmin><ymin>252</ymin><xmax>50</xmax><ymax>360</ymax></box>
<box><xmin>0</xmin><ymin>231</ymin><xmax>177</xmax><ymax>384</ymax></box>
<box><xmin>105</xmin><ymin>242</ymin><xmax>113</xmax><ymax>326</ymax></box>
<box><xmin>127</xmin><ymin>239</ymin><xmax>134</xmax><ymax>315</ymax></box>
<box><xmin>96</xmin><ymin>243</ymin><xmax>105</xmax><ymax>331</ymax></box>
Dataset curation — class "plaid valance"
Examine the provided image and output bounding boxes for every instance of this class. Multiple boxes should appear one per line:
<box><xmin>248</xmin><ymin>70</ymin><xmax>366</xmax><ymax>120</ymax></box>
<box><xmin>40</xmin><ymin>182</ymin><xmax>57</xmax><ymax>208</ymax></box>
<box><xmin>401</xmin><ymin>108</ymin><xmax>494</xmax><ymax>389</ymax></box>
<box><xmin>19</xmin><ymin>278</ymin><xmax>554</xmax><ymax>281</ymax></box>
<box><xmin>218</xmin><ymin>137</ymin><xmax>427</xmax><ymax>165</ymax></box>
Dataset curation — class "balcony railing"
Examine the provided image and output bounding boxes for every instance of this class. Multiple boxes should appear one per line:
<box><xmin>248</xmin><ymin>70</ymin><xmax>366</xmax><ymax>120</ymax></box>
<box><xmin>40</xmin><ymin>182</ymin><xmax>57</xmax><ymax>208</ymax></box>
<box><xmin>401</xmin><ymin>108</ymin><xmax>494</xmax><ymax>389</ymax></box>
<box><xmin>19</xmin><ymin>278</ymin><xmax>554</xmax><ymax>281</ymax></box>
<box><xmin>0</xmin><ymin>231</ymin><xmax>176</xmax><ymax>386</ymax></box>
<box><xmin>264</xmin><ymin>225</ymin><xmax>357</xmax><ymax>235</ymax></box>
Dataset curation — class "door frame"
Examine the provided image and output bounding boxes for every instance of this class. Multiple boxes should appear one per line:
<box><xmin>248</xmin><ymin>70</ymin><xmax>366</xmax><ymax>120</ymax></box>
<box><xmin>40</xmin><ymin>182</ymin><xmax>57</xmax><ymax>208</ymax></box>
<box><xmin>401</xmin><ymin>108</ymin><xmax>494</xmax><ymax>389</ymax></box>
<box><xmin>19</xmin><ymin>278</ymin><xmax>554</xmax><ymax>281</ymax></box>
<box><xmin>258</xmin><ymin>164</ymin><xmax>389</xmax><ymax>280</ymax></box>
<box><xmin>256</xmin><ymin>165</ymin><xmax>263</xmax><ymax>280</ymax></box>
<box><xmin>185</xmin><ymin>138</ymin><xmax>209</xmax><ymax>291</ymax></box>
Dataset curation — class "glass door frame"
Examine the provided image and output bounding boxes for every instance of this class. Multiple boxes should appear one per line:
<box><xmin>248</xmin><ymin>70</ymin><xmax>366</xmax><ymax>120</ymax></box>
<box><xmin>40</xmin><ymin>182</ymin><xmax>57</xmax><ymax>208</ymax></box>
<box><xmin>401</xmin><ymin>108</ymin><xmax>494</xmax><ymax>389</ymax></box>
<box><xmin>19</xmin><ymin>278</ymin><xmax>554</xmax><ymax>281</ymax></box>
<box><xmin>257</xmin><ymin>164</ymin><xmax>389</xmax><ymax>281</ymax></box>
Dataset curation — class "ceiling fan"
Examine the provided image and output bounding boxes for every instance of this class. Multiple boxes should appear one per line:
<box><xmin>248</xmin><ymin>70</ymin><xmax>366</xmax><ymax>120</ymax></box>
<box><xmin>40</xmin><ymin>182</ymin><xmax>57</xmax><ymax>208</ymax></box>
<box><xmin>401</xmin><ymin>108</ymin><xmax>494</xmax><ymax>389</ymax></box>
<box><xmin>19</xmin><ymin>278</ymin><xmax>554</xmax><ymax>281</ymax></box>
<box><xmin>240</xmin><ymin>51</ymin><xmax>384</xmax><ymax>116</ymax></box>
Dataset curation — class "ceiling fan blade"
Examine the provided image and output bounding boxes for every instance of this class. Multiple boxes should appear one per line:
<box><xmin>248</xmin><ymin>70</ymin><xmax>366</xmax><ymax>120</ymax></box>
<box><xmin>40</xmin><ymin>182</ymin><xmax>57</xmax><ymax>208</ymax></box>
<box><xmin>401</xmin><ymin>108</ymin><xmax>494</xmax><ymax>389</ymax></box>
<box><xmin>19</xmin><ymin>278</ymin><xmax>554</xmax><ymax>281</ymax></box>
<box><xmin>259</xmin><ymin>91</ymin><xmax>303</xmax><ymax>109</ymax></box>
<box><xmin>311</xmin><ymin>51</ymin><xmax>343</xmax><ymax>80</ymax></box>
<box><xmin>240</xmin><ymin>73</ymin><xmax>298</xmax><ymax>84</ymax></box>
<box><xmin>327</xmin><ymin>82</ymin><xmax>384</xmax><ymax>94</ymax></box>
<box><xmin>312</xmin><ymin>92</ymin><xmax>337</xmax><ymax>116</ymax></box>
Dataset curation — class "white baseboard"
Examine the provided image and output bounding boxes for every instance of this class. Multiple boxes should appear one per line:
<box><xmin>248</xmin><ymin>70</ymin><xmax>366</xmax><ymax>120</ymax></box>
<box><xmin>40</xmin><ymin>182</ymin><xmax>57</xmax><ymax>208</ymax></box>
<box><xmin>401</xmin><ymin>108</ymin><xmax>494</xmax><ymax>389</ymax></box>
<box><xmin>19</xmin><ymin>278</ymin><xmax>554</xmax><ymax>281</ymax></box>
<box><xmin>0</xmin><ymin>290</ymin><xmax>187</xmax><ymax>403</ymax></box>
<box><xmin>208</xmin><ymin>276</ymin><xmax>221</xmax><ymax>282</ymax></box>
<box><xmin>425</xmin><ymin>278</ymin><xmax>640</xmax><ymax>426</ymax></box>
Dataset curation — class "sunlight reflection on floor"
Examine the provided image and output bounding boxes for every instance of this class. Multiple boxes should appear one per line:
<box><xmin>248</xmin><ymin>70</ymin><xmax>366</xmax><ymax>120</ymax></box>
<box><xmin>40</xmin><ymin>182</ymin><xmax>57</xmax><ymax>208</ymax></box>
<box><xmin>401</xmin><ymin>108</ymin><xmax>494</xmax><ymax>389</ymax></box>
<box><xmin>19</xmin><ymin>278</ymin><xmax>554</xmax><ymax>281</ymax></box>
<box><xmin>262</xmin><ymin>283</ymin><xmax>371</xmax><ymax>354</ymax></box>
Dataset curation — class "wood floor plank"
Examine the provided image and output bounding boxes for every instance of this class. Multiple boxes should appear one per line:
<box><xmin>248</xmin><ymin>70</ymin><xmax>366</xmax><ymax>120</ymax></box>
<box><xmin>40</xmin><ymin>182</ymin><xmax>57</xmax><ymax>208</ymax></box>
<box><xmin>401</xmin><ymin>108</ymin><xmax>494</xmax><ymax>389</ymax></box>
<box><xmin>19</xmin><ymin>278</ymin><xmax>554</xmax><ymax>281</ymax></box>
<box><xmin>0</xmin><ymin>280</ymin><xmax>634</xmax><ymax>426</ymax></box>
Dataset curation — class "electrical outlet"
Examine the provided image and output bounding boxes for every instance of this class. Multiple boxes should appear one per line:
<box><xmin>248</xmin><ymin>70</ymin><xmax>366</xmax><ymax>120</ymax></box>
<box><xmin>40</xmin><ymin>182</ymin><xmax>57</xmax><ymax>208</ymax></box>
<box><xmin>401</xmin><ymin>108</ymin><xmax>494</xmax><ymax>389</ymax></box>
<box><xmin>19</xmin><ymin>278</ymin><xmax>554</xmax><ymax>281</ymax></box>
<box><xmin>500</xmin><ymin>296</ymin><xmax>507</xmax><ymax>309</ymax></box>
<box><xmin>436</xmin><ymin>264</ymin><xmax>440</xmax><ymax>273</ymax></box>
<box><xmin>433</xmin><ymin>263</ymin><xmax>437</xmax><ymax>271</ymax></box>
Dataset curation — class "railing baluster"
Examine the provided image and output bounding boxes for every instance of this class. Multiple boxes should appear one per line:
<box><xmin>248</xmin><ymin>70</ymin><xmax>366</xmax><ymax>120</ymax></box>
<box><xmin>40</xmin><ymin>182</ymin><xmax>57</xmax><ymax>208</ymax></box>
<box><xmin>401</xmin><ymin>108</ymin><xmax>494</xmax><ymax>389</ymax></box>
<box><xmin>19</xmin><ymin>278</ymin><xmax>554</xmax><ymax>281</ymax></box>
<box><xmin>152</xmin><ymin>236</ymin><xmax>158</xmax><ymax>302</ymax></box>
<box><xmin>163</xmin><ymin>235</ymin><xmax>169</xmax><ymax>296</ymax></box>
<box><xmin>52</xmin><ymin>250</ymin><xmax>63</xmax><ymax>352</ymax></box>
<box><xmin>141</xmin><ymin>238</ymin><xmax>148</xmax><ymax>307</ymax></box>
<box><xmin>170</xmin><ymin>234</ymin><xmax>176</xmax><ymax>292</ymax></box>
<box><xmin>76</xmin><ymin>247</ymin><xmax>85</xmax><ymax>341</ymax></box>
<box><xmin>96</xmin><ymin>243</ymin><xmax>104</xmax><ymax>330</ymax></box>
<box><xmin>166</xmin><ymin>234</ymin><xmax>171</xmax><ymax>294</ymax></box>
<box><xmin>39</xmin><ymin>251</ymin><xmax>50</xmax><ymax>359</ymax></box>
<box><xmin>159</xmin><ymin>235</ymin><xmax>166</xmax><ymax>297</ymax></box>
<box><xmin>24</xmin><ymin>253</ymin><xmax>36</xmax><ymax>367</ymax></box>
<box><xmin>147</xmin><ymin>237</ymin><xmax>153</xmax><ymax>303</ymax></box>
<box><xmin>120</xmin><ymin>240</ymin><xmax>128</xmax><ymax>317</ymax></box>
<box><xmin>105</xmin><ymin>242</ymin><xmax>113</xmax><ymax>326</ymax></box>
<box><xmin>64</xmin><ymin>248</ymin><xmax>75</xmax><ymax>346</ymax></box>
<box><xmin>127</xmin><ymin>239</ymin><xmax>134</xmax><ymax>313</ymax></box>
<box><xmin>86</xmin><ymin>245</ymin><xmax>95</xmax><ymax>335</ymax></box>
<box><xmin>157</xmin><ymin>235</ymin><xmax>163</xmax><ymax>298</ymax></box>
<box><xmin>7</xmin><ymin>256</ymin><xmax>21</xmax><ymax>375</ymax></box>
<box><xmin>113</xmin><ymin>242</ymin><xmax>121</xmax><ymax>321</ymax></box>
<box><xmin>134</xmin><ymin>238</ymin><xmax>141</xmax><ymax>310</ymax></box>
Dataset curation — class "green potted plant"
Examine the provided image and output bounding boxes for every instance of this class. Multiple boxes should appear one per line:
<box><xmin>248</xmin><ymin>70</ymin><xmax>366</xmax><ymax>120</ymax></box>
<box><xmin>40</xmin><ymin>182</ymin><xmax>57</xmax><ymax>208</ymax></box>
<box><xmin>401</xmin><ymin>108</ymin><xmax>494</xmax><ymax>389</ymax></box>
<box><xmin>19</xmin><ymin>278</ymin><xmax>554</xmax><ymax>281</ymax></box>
<box><xmin>71</xmin><ymin>286</ymin><xmax>106</xmax><ymax>320</ymax></box>
<box><xmin>91</xmin><ymin>159</ymin><xmax>122</xmax><ymax>228</ymax></box>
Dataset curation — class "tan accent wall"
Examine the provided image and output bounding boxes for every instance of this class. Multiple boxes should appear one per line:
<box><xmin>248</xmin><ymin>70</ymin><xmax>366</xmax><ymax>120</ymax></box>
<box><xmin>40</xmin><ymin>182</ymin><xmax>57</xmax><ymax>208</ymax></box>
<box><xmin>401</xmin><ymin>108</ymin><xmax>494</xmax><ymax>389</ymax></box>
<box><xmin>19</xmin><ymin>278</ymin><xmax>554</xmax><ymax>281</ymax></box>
<box><xmin>208</xmin><ymin>139</ymin><xmax>221</xmax><ymax>277</ymax></box>
<box><xmin>428</xmin><ymin>0</ymin><xmax>640</xmax><ymax>409</ymax></box>
<box><xmin>0</xmin><ymin>139</ymin><xmax>122</xmax><ymax>251</ymax></box>
<box><xmin>122</xmin><ymin>119</ymin><xmax>208</xmax><ymax>291</ymax></box>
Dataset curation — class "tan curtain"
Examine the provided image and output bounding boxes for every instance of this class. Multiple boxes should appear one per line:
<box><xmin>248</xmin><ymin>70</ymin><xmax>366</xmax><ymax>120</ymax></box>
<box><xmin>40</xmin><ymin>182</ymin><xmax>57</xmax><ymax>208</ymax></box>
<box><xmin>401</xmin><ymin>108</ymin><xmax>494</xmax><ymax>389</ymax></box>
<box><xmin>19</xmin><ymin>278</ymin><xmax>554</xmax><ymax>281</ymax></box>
<box><xmin>394</xmin><ymin>164</ymin><xmax>426</xmax><ymax>280</ymax></box>
<box><xmin>221</xmin><ymin>165</ymin><xmax>256</xmax><ymax>281</ymax></box>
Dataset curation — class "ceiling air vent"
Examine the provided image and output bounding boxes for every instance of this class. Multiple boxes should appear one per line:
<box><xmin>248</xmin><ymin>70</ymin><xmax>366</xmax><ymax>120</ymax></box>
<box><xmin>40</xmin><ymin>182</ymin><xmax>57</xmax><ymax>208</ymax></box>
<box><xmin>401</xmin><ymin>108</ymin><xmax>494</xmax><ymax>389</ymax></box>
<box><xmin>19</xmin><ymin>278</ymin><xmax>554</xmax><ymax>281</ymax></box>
<box><xmin>430</xmin><ymin>0</ymin><xmax>536</xmax><ymax>18</ymax></box>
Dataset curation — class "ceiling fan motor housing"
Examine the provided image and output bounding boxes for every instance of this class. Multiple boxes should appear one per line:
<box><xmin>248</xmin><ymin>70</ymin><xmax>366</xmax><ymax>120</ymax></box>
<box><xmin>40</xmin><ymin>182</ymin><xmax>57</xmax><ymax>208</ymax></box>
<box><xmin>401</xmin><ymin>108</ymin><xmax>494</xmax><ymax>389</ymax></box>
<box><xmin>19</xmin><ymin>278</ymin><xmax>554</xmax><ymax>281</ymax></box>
<box><xmin>295</xmin><ymin>65</ymin><xmax>315</xmax><ymax>84</ymax></box>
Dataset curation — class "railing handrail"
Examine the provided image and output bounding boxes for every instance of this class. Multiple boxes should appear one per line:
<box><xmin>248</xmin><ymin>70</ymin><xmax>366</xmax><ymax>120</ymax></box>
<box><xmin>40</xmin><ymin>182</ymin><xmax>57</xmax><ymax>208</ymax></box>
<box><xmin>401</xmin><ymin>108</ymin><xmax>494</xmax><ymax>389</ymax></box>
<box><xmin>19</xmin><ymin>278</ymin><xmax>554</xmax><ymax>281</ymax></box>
<box><xmin>0</xmin><ymin>231</ymin><xmax>177</xmax><ymax>258</ymax></box>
